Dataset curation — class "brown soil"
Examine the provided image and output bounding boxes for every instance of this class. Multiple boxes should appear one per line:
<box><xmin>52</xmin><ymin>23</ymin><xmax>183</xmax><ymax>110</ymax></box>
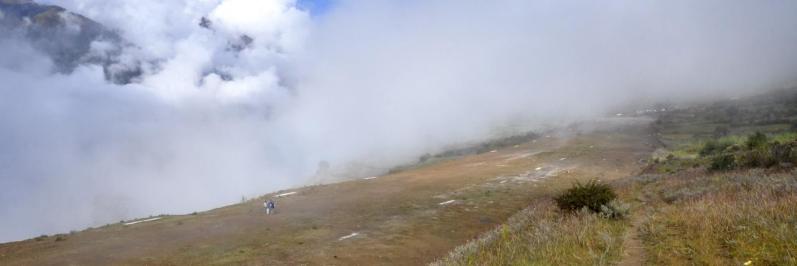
<box><xmin>618</xmin><ymin>214</ymin><xmax>647</xmax><ymax>266</ymax></box>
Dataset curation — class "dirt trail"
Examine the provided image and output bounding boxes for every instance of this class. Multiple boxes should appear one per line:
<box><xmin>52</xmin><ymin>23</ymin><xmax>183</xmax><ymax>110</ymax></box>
<box><xmin>619</xmin><ymin>214</ymin><xmax>647</xmax><ymax>266</ymax></box>
<box><xmin>0</xmin><ymin>118</ymin><xmax>656</xmax><ymax>265</ymax></box>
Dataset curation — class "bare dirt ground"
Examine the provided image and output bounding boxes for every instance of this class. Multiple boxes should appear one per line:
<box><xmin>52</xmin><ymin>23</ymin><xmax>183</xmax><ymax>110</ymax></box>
<box><xmin>618</xmin><ymin>214</ymin><xmax>647</xmax><ymax>266</ymax></box>
<box><xmin>0</xmin><ymin>118</ymin><xmax>656</xmax><ymax>265</ymax></box>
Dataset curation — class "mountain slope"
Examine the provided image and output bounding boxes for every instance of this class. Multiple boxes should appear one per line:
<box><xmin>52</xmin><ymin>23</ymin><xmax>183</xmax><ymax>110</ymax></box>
<box><xmin>0</xmin><ymin>0</ymin><xmax>141</xmax><ymax>83</ymax></box>
<box><xmin>0</xmin><ymin>118</ymin><xmax>655</xmax><ymax>265</ymax></box>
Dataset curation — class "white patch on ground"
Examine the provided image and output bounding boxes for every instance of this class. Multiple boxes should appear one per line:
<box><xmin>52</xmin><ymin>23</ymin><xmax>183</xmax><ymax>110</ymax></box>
<box><xmin>504</xmin><ymin>151</ymin><xmax>541</xmax><ymax>161</ymax></box>
<box><xmin>501</xmin><ymin>166</ymin><xmax>570</xmax><ymax>182</ymax></box>
<box><xmin>363</xmin><ymin>176</ymin><xmax>377</xmax><ymax>180</ymax></box>
<box><xmin>499</xmin><ymin>180</ymin><xmax>508</xmax><ymax>184</ymax></box>
<box><xmin>276</xmin><ymin>192</ymin><xmax>297</xmax><ymax>197</ymax></box>
<box><xmin>489</xmin><ymin>150</ymin><xmax>498</xmax><ymax>153</ymax></box>
<box><xmin>439</xmin><ymin>200</ymin><xmax>456</xmax><ymax>205</ymax></box>
<box><xmin>467</xmin><ymin>162</ymin><xmax>486</xmax><ymax>167</ymax></box>
<box><xmin>124</xmin><ymin>217</ymin><xmax>161</xmax><ymax>226</ymax></box>
<box><xmin>338</xmin><ymin>232</ymin><xmax>359</xmax><ymax>241</ymax></box>
<box><xmin>559</xmin><ymin>157</ymin><xmax>567</xmax><ymax>161</ymax></box>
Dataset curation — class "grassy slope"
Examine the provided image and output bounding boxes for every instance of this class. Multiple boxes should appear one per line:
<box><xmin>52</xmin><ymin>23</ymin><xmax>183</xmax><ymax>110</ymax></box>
<box><xmin>434</xmin><ymin>88</ymin><xmax>797</xmax><ymax>266</ymax></box>
<box><xmin>432</xmin><ymin>126</ymin><xmax>654</xmax><ymax>266</ymax></box>
<box><xmin>633</xmin><ymin>89</ymin><xmax>797</xmax><ymax>265</ymax></box>
<box><xmin>431</xmin><ymin>200</ymin><xmax>628</xmax><ymax>266</ymax></box>
<box><xmin>632</xmin><ymin>171</ymin><xmax>797</xmax><ymax>265</ymax></box>
<box><xmin>4</xmin><ymin>89</ymin><xmax>794</xmax><ymax>265</ymax></box>
<box><xmin>0</xmin><ymin>119</ymin><xmax>654</xmax><ymax>265</ymax></box>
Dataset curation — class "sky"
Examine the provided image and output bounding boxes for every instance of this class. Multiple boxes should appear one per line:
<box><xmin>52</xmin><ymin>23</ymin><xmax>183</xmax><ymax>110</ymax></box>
<box><xmin>1</xmin><ymin>0</ymin><xmax>797</xmax><ymax>242</ymax></box>
<box><xmin>298</xmin><ymin>0</ymin><xmax>335</xmax><ymax>15</ymax></box>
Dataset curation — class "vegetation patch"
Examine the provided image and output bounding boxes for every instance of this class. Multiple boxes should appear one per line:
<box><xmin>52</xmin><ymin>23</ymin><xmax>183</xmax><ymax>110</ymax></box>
<box><xmin>709</xmin><ymin>153</ymin><xmax>736</xmax><ymax>171</ymax></box>
<box><xmin>655</xmin><ymin>131</ymin><xmax>797</xmax><ymax>173</ymax></box>
<box><xmin>554</xmin><ymin>179</ymin><xmax>616</xmax><ymax>214</ymax></box>
<box><xmin>633</xmin><ymin>171</ymin><xmax>797</xmax><ymax>265</ymax></box>
<box><xmin>431</xmin><ymin>202</ymin><xmax>627</xmax><ymax>266</ymax></box>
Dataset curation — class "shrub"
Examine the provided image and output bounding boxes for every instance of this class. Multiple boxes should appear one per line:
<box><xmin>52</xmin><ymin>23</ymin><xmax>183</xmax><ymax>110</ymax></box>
<box><xmin>700</xmin><ymin>140</ymin><xmax>731</xmax><ymax>157</ymax></box>
<box><xmin>723</xmin><ymin>144</ymin><xmax>742</xmax><ymax>153</ymax></box>
<box><xmin>555</xmin><ymin>179</ymin><xmax>616</xmax><ymax>213</ymax></box>
<box><xmin>599</xmin><ymin>199</ymin><xmax>630</xmax><ymax>220</ymax></box>
<box><xmin>745</xmin><ymin>132</ymin><xmax>768</xmax><ymax>150</ymax></box>
<box><xmin>710</xmin><ymin>153</ymin><xmax>736</xmax><ymax>171</ymax></box>
<box><xmin>768</xmin><ymin>141</ymin><xmax>797</xmax><ymax>166</ymax></box>
<box><xmin>737</xmin><ymin>149</ymin><xmax>773</xmax><ymax>168</ymax></box>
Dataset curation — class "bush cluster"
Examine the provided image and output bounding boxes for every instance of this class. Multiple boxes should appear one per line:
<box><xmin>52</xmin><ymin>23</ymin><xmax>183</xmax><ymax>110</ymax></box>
<box><xmin>745</xmin><ymin>132</ymin><xmax>768</xmax><ymax>150</ymax></box>
<box><xmin>555</xmin><ymin>180</ymin><xmax>620</xmax><ymax>217</ymax></box>
<box><xmin>705</xmin><ymin>132</ymin><xmax>797</xmax><ymax>171</ymax></box>
<box><xmin>700</xmin><ymin>140</ymin><xmax>732</xmax><ymax>157</ymax></box>
<box><xmin>709</xmin><ymin>153</ymin><xmax>736</xmax><ymax>171</ymax></box>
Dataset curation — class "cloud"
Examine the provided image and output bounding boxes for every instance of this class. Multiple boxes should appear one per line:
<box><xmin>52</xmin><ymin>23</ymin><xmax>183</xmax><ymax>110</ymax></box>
<box><xmin>2</xmin><ymin>0</ymin><xmax>797</xmax><ymax>242</ymax></box>
<box><xmin>0</xmin><ymin>47</ymin><xmax>300</xmax><ymax>241</ymax></box>
<box><xmin>209</xmin><ymin>0</ymin><xmax>308</xmax><ymax>46</ymax></box>
<box><xmin>1</xmin><ymin>0</ymin><xmax>310</xmax><ymax>242</ymax></box>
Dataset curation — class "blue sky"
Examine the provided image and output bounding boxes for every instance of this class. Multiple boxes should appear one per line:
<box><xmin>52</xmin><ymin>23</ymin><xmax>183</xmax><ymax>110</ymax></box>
<box><xmin>297</xmin><ymin>0</ymin><xmax>335</xmax><ymax>15</ymax></box>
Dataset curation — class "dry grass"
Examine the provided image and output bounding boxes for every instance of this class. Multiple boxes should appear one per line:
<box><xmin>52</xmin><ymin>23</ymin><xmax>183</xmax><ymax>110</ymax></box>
<box><xmin>634</xmin><ymin>170</ymin><xmax>797</xmax><ymax>265</ymax></box>
<box><xmin>433</xmin><ymin>168</ymin><xmax>797</xmax><ymax>266</ymax></box>
<box><xmin>430</xmin><ymin>200</ymin><xmax>627</xmax><ymax>266</ymax></box>
<box><xmin>640</xmin><ymin>93</ymin><xmax>797</xmax><ymax>265</ymax></box>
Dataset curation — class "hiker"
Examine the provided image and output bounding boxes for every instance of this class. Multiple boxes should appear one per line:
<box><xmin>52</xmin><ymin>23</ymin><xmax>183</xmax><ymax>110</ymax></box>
<box><xmin>265</xmin><ymin>199</ymin><xmax>275</xmax><ymax>215</ymax></box>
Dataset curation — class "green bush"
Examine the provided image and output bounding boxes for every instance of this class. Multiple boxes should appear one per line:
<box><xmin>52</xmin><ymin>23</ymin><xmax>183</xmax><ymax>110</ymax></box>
<box><xmin>709</xmin><ymin>153</ymin><xmax>736</xmax><ymax>171</ymax></box>
<box><xmin>700</xmin><ymin>140</ymin><xmax>732</xmax><ymax>157</ymax></box>
<box><xmin>555</xmin><ymin>179</ymin><xmax>616</xmax><ymax>213</ymax></box>
<box><xmin>737</xmin><ymin>149</ymin><xmax>773</xmax><ymax>168</ymax></box>
<box><xmin>745</xmin><ymin>132</ymin><xmax>768</xmax><ymax>150</ymax></box>
<box><xmin>767</xmin><ymin>141</ymin><xmax>797</xmax><ymax>166</ymax></box>
<box><xmin>730</xmin><ymin>140</ymin><xmax>797</xmax><ymax>169</ymax></box>
<box><xmin>723</xmin><ymin>144</ymin><xmax>742</xmax><ymax>153</ymax></box>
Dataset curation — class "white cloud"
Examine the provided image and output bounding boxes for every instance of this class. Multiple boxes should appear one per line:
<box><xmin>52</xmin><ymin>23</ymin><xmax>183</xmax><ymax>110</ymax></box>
<box><xmin>210</xmin><ymin>0</ymin><xmax>309</xmax><ymax>51</ymax></box>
